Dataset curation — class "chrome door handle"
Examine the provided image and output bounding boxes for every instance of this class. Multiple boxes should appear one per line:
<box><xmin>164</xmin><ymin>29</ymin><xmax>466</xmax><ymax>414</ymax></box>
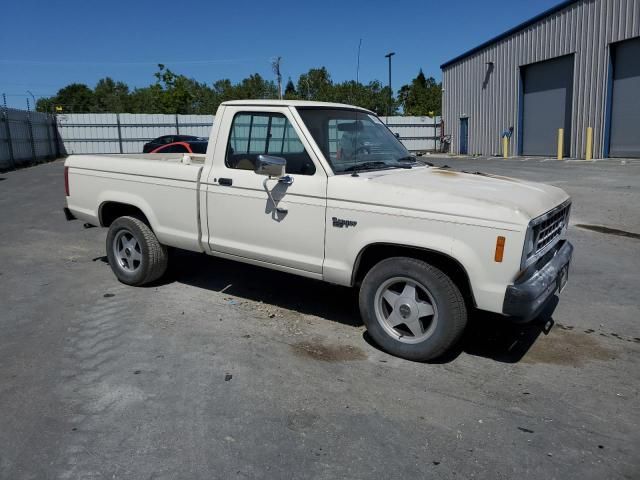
<box><xmin>278</xmin><ymin>175</ymin><xmax>294</xmax><ymax>185</ymax></box>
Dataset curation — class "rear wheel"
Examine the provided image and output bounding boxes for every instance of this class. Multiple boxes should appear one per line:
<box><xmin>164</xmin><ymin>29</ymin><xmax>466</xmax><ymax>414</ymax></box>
<box><xmin>106</xmin><ymin>216</ymin><xmax>168</xmax><ymax>286</ymax></box>
<box><xmin>359</xmin><ymin>257</ymin><xmax>467</xmax><ymax>361</ymax></box>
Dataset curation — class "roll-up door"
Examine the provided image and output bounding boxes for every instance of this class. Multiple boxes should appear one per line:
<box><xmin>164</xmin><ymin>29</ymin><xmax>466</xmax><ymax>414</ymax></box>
<box><xmin>521</xmin><ymin>55</ymin><xmax>574</xmax><ymax>156</ymax></box>
<box><xmin>609</xmin><ymin>37</ymin><xmax>640</xmax><ymax>158</ymax></box>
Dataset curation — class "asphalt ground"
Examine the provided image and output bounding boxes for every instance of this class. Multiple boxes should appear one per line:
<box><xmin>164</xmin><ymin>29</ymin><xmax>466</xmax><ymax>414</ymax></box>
<box><xmin>0</xmin><ymin>157</ymin><xmax>638</xmax><ymax>479</ymax></box>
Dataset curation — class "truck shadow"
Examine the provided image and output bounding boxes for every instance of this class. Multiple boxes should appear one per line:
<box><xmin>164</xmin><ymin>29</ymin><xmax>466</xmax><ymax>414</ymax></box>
<box><xmin>166</xmin><ymin>250</ymin><xmax>362</xmax><ymax>327</ymax></box>
<box><xmin>363</xmin><ymin>300</ymin><xmax>558</xmax><ymax>364</ymax></box>
<box><xmin>434</xmin><ymin>298</ymin><xmax>558</xmax><ymax>364</ymax></box>
<box><xmin>164</xmin><ymin>250</ymin><xmax>558</xmax><ymax>363</ymax></box>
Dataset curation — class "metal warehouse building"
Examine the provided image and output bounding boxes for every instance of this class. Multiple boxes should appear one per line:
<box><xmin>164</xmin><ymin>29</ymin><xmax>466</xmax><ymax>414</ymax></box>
<box><xmin>441</xmin><ymin>0</ymin><xmax>640</xmax><ymax>158</ymax></box>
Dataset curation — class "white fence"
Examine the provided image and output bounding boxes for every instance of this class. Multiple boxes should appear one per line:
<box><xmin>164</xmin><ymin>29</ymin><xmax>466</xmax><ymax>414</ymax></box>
<box><xmin>56</xmin><ymin>114</ymin><xmax>214</xmax><ymax>154</ymax></box>
<box><xmin>381</xmin><ymin>116</ymin><xmax>441</xmax><ymax>152</ymax></box>
<box><xmin>57</xmin><ymin>113</ymin><xmax>440</xmax><ymax>155</ymax></box>
<box><xmin>0</xmin><ymin>110</ymin><xmax>441</xmax><ymax>171</ymax></box>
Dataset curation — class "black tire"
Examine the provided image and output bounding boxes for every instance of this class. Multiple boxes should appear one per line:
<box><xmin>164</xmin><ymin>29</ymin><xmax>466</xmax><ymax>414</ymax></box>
<box><xmin>359</xmin><ymin>257</ymin><xmax>467</xmax><ymax>361</ymax></box>
<box><xmin>106</xmin><ymin>216</ymin><xmax>168</xmax><ymax>286</ymax></box>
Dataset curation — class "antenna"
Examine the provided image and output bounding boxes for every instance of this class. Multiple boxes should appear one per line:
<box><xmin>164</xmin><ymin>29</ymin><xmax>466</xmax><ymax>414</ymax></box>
<box><xmin>356</xmin><ymin>39</ymin><xmax>362</xmax><ymax>84</ymax></box>
<box><xmin>271</xmin><ymin>56</ymin><xmax>282</xmax><ymax>100</ymax></box>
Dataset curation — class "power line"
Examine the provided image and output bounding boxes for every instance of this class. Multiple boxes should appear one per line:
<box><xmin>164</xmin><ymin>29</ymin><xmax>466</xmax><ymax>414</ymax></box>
<box><xmin>2</xmin><ymin>92</ymin><xmax>55</xmax><ymax>97</ymax></box>
<box><xmin>0</xmin><ymin>57</ymin><xmax>268</xmax><ymax>67</ymax></box>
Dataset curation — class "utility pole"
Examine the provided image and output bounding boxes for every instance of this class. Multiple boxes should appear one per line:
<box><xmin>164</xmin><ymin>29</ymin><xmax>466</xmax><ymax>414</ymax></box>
<box><xmin>272</xmin><ymin>57</ymin><xmax>282</xmax><ymax>100</ymax></box>
<box><xmin>356</xmin><ymin>39</ymin><xmax>362</xmax><ymax>84</ymax></box>
<box><xmin>384</xmin><ymin>52</ymin><xmax>395</xmax><ymax>117</ymax></box>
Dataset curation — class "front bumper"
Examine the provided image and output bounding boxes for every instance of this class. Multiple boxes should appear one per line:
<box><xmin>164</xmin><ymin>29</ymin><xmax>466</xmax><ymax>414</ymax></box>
<box><xmin>503</xmin><ymin>240</ymin><xmax>573</xmax><ymax>320</ymax></box>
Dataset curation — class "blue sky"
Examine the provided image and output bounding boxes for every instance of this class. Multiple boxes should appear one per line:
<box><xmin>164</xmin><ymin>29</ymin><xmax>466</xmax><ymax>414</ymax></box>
<box><xmin>1</xmin><ymin>0</ymin><xmax>560</xmax><ymax>108</ymax></box>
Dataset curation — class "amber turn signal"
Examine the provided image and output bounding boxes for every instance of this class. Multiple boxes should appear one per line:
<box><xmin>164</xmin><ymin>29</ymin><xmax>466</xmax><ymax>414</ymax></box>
<box><xmin>494</xmin><ymin>236</ymin><xmax>506</xmax><ymax>262</ymax></box>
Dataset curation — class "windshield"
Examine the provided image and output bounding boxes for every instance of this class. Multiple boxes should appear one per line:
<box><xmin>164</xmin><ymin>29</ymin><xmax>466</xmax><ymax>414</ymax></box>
<box><xmin>297</xmin><ymin>108</ymin><xmax>415</xmax><ymax>174</ymax></box>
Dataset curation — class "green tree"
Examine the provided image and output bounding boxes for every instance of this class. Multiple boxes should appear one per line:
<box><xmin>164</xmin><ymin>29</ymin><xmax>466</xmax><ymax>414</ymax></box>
<box><xmin>94</xmin><ymin>77</ymin><xmax>130</xmax><ymax>112</ymax></box>
<box><xmin>331</xmin><ymin>80</ymin><xmax>397</xmax><ymax>115</ymax></box>
<box><xmin>128</xmin><ymin>85</ymin><xmax>163</xmax><ymax>113</ymax></box>
<box><xmin>35</xmin><ymin>97</ymin><xmax>55</xmax><ymax>113</ymax></box>
<box><xmin>35</xmin><ymin>64</ymin><xmax>407</xmax><ymax>116</ymax></box>
<box><xmin>397</xmin><ymin>69</ymin><xmax>441</xmax><ymax>116</ymax></box>
<box><xmin>296</xmin><ymin>67</ymin><xmax>333</xmax><ymax>101</ymax></box>
<box><xmin>37</xmin><ymin>83</ymin><xmax>95</xmax><ymax>113</ymax></box>
<box><xmin>211</xmin><ymin>79</ymin><xmax>236</xmax><ymax>107</ymax></box>
<box><xmin>235</xmin><ymin>73</ymin><xmax>278</xmax><ymax>99</ymax></box>
<box><xmin>284</xmin><ymin>78</ymin><xmax>297</xmax><ymax>99</ymax></box>
<box><xmin>153</xmin><ymin>64</ymin><xmax>197</xmax><ymax>114</ymax></box>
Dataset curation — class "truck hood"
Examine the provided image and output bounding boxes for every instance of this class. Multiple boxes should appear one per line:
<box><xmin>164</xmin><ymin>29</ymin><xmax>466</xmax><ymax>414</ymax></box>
<box><xmin>328</xmin><ymin>166</ymin><xmax>570</xmax><ymax>229</ymax></box>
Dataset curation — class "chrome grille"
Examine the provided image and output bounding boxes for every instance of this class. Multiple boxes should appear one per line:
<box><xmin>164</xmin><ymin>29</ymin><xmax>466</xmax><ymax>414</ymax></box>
<box><xmin>533</xmin><ymin>203</ymin><xmax>570</xmax><ymax>255</ymax></box>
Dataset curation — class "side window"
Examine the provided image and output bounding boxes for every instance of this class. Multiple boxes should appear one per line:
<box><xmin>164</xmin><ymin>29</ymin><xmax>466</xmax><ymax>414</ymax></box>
<box><xmin>225</xmin><ymin>112</ymin><xmax>316</xmax><ymax>175</ymax></box>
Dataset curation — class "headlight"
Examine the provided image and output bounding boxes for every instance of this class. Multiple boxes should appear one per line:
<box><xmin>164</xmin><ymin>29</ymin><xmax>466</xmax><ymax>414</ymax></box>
<box><xmin>521</xmin><ymin>224</ymin><xmax>537</xmax><ymax>269</ymax></box>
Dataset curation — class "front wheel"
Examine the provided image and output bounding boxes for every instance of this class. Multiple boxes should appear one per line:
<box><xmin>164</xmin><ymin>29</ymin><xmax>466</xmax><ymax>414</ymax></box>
<box><xmin>359</xmin><ymin>257</ymin><xmax>467</xmax><ymax>361</ymax></box>
<box><xmin>106</xmin><ymin>216</ymin><xmax>168</xmax><ymax>286</ymax></box>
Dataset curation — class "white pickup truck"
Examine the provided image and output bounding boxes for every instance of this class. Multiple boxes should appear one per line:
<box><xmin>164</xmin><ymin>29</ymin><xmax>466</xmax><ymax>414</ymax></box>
<box><xmin>64</xmin><ymin>100</ymin><xmax>573</xmax><ymax>361</ymax></box>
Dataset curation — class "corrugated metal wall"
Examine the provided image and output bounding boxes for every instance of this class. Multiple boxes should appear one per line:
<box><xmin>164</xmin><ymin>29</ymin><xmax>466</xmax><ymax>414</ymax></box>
<box><xmin>381</xmin><ymin>116</ymin><xmax>441</xmax><ymax>152</ymax></box>
<box><xmin>0</xmin><ymin>107</ymin><xmax>59</xmax><ymax>171</ymax></box>
<box><xmin>442</xmin><ymin>0</ymin><xmax>640</xmax><ymax>158</ymax></box>
<box><xmin>57</xmin><ymin>114</ymin><xmax>214</xmax><ymax>154</ymax></box>
<box><xmin>57</xmin><ymin>114</ymin><xmax>440</xmax><ymax>155</ymax></box>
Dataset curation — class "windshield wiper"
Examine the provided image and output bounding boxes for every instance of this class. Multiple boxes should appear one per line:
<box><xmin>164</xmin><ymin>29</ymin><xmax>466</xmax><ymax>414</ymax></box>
<box><xmin>343</xmin><ymin>161</ymin><xmax>394</xmax><ymax>173</ymax></box>
<box><xmin>397</xmin><ymin>155</ymin><xmax>433</xmax><ymax>167</ymax></box>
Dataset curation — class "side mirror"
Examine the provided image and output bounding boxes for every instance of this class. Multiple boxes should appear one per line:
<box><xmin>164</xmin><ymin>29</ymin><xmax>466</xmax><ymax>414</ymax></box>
<box><xmin>394</xmin><ymin>133</ymin><xmax>401</xmax><ymax>139</ymax></box>
<box><xmin>255</xmin><ymin>154</ymin><xmax>286</xmax><ymax>177</ymax></box>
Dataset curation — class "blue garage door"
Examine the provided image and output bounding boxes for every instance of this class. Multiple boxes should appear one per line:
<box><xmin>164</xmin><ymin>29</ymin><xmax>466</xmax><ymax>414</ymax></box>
<box><xmin>609</xmin><ymin>37</ymin><xmax>640</xmax><ymax>158</ymax></box>
<box><xmin>459</xmin><ymin>117</ymin><xmax>468</xmax><ymax>154</ymax></box>
<box><xmin>521</xmin><ymin>55</ymin><xmax>573</xmax><ymax>156</ymax></box>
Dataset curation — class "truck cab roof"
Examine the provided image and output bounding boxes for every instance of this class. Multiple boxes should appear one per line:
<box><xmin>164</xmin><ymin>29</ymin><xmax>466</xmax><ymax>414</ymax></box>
<box><xmin>220</xmin><ymin>99</ymin><xmax>374</xmax><ymax>113</ymax></box>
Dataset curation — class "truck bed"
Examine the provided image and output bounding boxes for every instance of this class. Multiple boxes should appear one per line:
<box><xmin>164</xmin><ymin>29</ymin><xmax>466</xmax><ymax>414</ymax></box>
<box><xmin>65</xmin><ymin>153</ymin><xmax>206</xmax><ymax>252</ymax></box>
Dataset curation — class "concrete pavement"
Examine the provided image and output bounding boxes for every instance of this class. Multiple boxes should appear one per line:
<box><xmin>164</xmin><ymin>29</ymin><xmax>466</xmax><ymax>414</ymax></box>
<box><xmin>0</xmin><ymin>158</ymin><xmax>638</xmax><ymax>479</ymax></box>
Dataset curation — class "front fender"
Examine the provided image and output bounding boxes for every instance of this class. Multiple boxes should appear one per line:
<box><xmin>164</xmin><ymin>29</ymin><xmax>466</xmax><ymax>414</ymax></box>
<box><xmin>323</xmin><ymin>207</ymin><xmax>525</xmax><ymax>314</ymax></box>
<box><xmin>323</xmin><ymin>209</ymin><xmax>457</xmax><ymax>286</ymax></box>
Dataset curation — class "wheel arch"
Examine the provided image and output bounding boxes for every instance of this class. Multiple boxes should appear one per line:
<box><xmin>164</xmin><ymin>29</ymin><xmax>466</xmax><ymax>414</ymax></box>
<box><xmin>351</xmin><ymin>243</ymin><xmax>476</xmax><ymax>308</ymax></box>
<box><xmin>99</xmin><ymin>200</ymin><xmax>154</xmax><ymax>229</ymax></box>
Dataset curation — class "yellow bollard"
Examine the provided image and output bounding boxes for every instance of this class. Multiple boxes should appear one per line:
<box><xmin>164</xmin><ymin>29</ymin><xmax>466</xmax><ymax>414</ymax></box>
<box><xmin>585</xmin><ymin>126</ymin><xmax>593</xmax><ymax>161</ymax></box>
<box><xmin>557</xmin><ymin>128</ymin><xmax>564</xmax><ymax>160</ymax></box>
<box><xmin>503</xmin><ymin>136</ymin><xmax>509</xmax><ymax>158</ymax></box>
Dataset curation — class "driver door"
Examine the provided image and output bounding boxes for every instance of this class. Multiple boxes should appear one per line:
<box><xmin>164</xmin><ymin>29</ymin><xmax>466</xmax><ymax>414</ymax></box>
<box><xmin>206</xmin><ymin>106</ymin><xmax>327</xmax><ymax>276</ymax></box>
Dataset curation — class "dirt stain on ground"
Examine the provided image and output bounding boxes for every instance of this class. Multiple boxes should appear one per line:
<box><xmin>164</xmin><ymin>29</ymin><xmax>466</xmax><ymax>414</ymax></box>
<box><xmin>291</xmin><ymin>341</ymin><xmax>367</xmax><ymax>362</ymax></box>
<box><xmin>522</xmin><ymin>328</ymin><xmax>617</xmax><ymax>367</ymax></box>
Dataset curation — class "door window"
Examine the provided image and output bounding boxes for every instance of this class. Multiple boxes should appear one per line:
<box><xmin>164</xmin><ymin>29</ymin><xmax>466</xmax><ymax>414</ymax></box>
<box><xmin>225</xmin><ymin>113</ymin><xmax>316</xmax><ymax>175</ymax></box>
